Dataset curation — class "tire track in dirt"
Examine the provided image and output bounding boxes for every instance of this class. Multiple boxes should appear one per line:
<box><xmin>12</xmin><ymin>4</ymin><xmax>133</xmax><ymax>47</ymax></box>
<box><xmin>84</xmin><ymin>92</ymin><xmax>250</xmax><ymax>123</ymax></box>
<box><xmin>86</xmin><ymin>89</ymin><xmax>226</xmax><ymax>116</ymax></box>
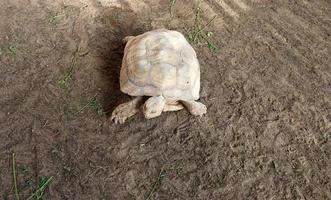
<box><xmin>197</xmin><ymin>0</ymin><xmax>225</xmax><ymax>32</ymax></box>
<box><xmin>258</xmin><ymin>22</ymin><xmax>324</xmax><ymax>96</ymax></box>
<box><xmin>205</xmin><ymin>0</ymin><xmax>252</xmax><ymax>22</ymax></box>
<box><xmin>301</xmin><ymin>0</ymin><xmax>331</xmax><ymax>18</ymax></box>
<box><xmin>263</xmin><ymin>9</ymin><xmax>330</xmax><ymax>94</ymax></box>
<box><xmin>213</xmin><ymin>0</ymin><xmax>240</xmax><ymax>20</ymax></box>
<box><xmin>200</xmin><ymin>0</ymin><xmax>255</xmax><ymax>44</ymax></box>
<box><xmin>185</xmin><ymin>0</ymin><xmax>252</xmax><ymax>30</ymax></box>
<box><xmin>265</xmin><ymin>12</ymin><xmax>321</xmax><ymax>68</ymax></box>
<box><xmin>277</xmin><ymin>8</ymin><xmax>328</xmax><ymax>45</ymax></box>
<box><xmin>262</xmin><ymin>20</ymin><xmax>330</xmax><ymax>83</ymax></box>
<box><xmin>212</xmin><ymin>1</ymin><xmax>331</xmax><ymax>198</ymax></box>
<box><xmin>232</xmin><ymin>0</ymin><xmax>250</xmax><ymax>11</ymax></box>
<box><xmin>251</xmin><ymin>7</ymin><xmax>331</xmax><ymax>197</ymax></box>
<box><xmin>288</xmin><ymin>0</ymin><xmax>331</xmax><ymax>33</ymax></box>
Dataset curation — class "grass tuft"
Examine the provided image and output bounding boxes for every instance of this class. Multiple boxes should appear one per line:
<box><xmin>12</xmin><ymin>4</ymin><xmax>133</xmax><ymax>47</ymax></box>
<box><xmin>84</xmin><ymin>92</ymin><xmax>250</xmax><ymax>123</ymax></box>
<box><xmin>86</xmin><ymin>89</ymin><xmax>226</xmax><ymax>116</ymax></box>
<box><xmin>9</xmin><ymin>46</ymin><xmax>17</xmax><ymax>55</ymax></box>
<box><xmin>271</xmin><ymin>160</ymin><xmax>279</xmax><ymax>174</ymax></box>
<box><xmin>12</xmin><ymin>153</ymin><xmax>20</xmax><ymax>200</ymax></box>
<box><xmin>0</xmin><ymin>47</ymin><xmax>5</xmax><ymax>55</ymax></box>
<box><xmin>9</xmin><ymin>156</ymin><xmax>53</xmax><ymax>199</ymax></box>
<box><xmin>64</xmin><ymin>95</ymin><xmax>105</xmax><ymax>120</ymax></box>
<box><xmin>48</xmin><ymin>11</ymin><xmax>65</xmax><ymax>26</ymax></box>
<box><xmin>145</xmin><ymin>169</ymin><xmax>167</xmax><ymax>200</ymax></box>
<box><xmin>58</xmin><ymin>70</ymin><xmax>73</xmax><ymax>89</ymax></box>
<box><xmin>58</xmin><ymin>46</ymin><xmax>89</xmax><ymax>89</ymax></box>
<box><xmin>58</xmin><ymin>47</ymin><xmax>80</xmax><ymax>89</ymax></box>
<box><xmin>188</xmin><ymin>1</ymin><xmax>218</xmax><ymax>52</ymax></box>
<box><xmin>26</xmin><ymin>176</ymin><xmax>53</xmax><ymax>200</ymax></box>
<box><xmin>0</xmin><ymin>46</ymin><xmax>17</xmax><ymax>55</ymax></box>
<box><xmin>18</xmin><ymin>165</ymin><xmax>30</xmax><ymax>174</ymax></box>
<box><xmin>216</xmin><ymin>174</ymin><xmax>225</xmax><ymax>186</ymax></box>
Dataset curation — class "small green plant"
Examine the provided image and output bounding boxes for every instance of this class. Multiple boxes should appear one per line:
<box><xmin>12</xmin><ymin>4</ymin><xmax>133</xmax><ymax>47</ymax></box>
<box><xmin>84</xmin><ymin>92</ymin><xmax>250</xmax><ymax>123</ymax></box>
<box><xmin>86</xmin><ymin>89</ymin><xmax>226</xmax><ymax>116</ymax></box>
<box><xmin>18</xmin><ymin>165</ymin><xmax>30</xmax><ymax>174</ymax></box>
<box><xmin>188</xmin><ymin>1</ymin><xmax>218</xmax><ymax>52</ymax></box>
<box><xmin>27</xmin><ymin>176</ymin><xmax>53</xmax><ymax>200</ymax></box>
<box><xmin>168</xmin><ymin>162</ymin><xmax>183</xmax><ymax>175</ymax></box>
<box><xmin>0</xmin><ymin>46</ymin><xmax>17</xmax><ymax>55</ymax></box>
<box><xmin>216</xmin><ymin>173</ymin><xmax>225</xmax><ymax>186</ymax></box>
<box><xmin>58</xmin><ymin>47</ymin><xmax>80</xmax><ymax>89</ymax></box>
<box><xmin>48</xmin><ymin>11</ymin><xmax>65</xmax><ymax>25</ymax></box>
<box><xmin>9</xmin><ymin>155</ymin><xmax>53</xmax><ymax>200</ymax></box>
<box><xmin>17</xmin><ymin>165</ymin><xmax>34</xmax><ymax>191</ymax></box>
<box><xmin>58</xmin><ymin>69</ymin><xmax>73</xmax><ymax>89</ymax></box>
<box><xmin>271</xmin><ymin>160</ymin><xmax>279</xmax><ymax>174</ymax></box>
<box><xmin>9</xmin><ymin>46</ymin><xmax>17</xmax><ymax>55</ymax></box>
<box><xmin>86</xmin><ymin>97</ymin><xmax>105</xmax><ymax>115</ymax></box>
<box><xmin>145</xmin><ymin>169</ymin><xmax>167</xmax><ymax>200</ymax></box>
<box><xmin>64</xmin><ymin>95</ymin><xmax>105</xmax><ymax>120</ymax></box>
<box><xmin>23</xmin><ymin>179</ymin><xmax>33</xmax><ymax>190</ymax></box>
<box><xmin>0</xmin><ymin>47</ymin><xmax>5</xmax><ymax>55</ymax></box>
<box><xmin>58</xmin><ymin>47</ymin><xmax>89</xmax><ymax>89</ymax></box>
<box><xmin>12</xmin><ymin>153</ymin><xmax>20</xmax><ymax>200</ymax></box>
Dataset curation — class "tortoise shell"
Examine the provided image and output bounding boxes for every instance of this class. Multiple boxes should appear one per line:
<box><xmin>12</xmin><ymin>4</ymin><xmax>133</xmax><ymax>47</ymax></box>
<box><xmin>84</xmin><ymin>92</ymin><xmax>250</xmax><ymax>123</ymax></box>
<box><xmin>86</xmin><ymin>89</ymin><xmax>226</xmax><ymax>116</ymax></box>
<box><xmin>120</xmin><ymin>29</ymin><xmax>200</xmax><ymax>100</ymax></box>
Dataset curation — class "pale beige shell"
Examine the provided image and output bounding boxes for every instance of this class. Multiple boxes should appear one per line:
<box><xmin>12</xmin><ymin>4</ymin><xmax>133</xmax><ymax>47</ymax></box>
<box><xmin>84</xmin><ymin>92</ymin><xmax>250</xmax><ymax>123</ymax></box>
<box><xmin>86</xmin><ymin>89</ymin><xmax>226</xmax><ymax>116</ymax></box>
<box><xmin>120</xmin><ymin>29</ymin><xmax>200</xmax><ymax>100</ymax></box>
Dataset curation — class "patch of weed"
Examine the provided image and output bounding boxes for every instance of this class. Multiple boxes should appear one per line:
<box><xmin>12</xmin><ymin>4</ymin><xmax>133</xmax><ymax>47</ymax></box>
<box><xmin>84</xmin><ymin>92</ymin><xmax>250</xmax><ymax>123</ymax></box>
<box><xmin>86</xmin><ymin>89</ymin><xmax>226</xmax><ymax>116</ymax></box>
<box><xmin>145</xmin><ymin>169</ymin><xmax>167</xmax><ymax>200</ymax></box>
<box><xmin>23</xmin><ymin>179</ymin><xmax>33</xmax><ymax>190</ymax></box>
<box><xmin>188</xmin><ymin>1</ymin><xmax>218</xmax><ymax>52</ymax></box>
<box><xmin>0</xmin><ymin>47</ymin><xmax>5</xmax><ymax>55</ymax></box>
<box><xmin>8</xmin><ymin>156</ymin><xmax>53</xmax><ymax>199</ymax></box>
<box><xmin>64</xmin><ymin>95</ymin><xmax>105</xmax><ymax>120</ymax></box>
<box><xmin>86</xmin><ymin>97</ymin><xmax>105</xmax><ymax>115</ymax></box>
<box><xmin>9</xmin><ymin>46</ymin><xmax>17</xmax><ymax>55</ymax></box>
<box><xmin>3</xmin><ymin>191</ymin><xmax>9</xmax><ymax>200</ymax></box>
<box><xmin>27</xmin><ymin>176</ymin><xmax>53</xmax><ymax>200</ymax></box>
<box><xmin>216</xmin><ymin>173</ymin><xmax>225</xmax><ymax>186</ymax></box>
<box><xmin>18</xmin><ymin>165</ymin><xmax>30</xmax><ymax>174</ymax></box>
<box><xmin>271</xmin><ymin>160</ymin><xmax>279</xmax><ymax>174</ymax></box>
<box><xmin>58</xmin><ymin>70</ymin><xmax>73</xmax><ymax>89</ymax></box>
<box><xmin>168</xmin><ymin>162</ymin><xmax>183</xmax><ymax>176</ymax></box>
<box><xmin>58</xmin><ymin>46</ymin><xmax>89</xmax><ymax>89</ymax></box>
<box><xmin>58</xmin><ymin>47</ymin><xmax>80</xmax><ymax>89</ymax></box>
<box><xmin>18</xmin><ymin>165</ymin><xmax>34</xmax><ymax>191</ymax></box>
<box><xmin>12</xmin><ymin>153</ymin><xmax>20</xmax><ymax>200</ymax></box>
<box><xmin>0</xmin><ymin>46</ymin><xmax>17</xmax><ymax>55</ymax></box>
<box><xmin>48</xmin><ymin>11</ymin><xmax>65</xmax><ymax>26</ymax></box>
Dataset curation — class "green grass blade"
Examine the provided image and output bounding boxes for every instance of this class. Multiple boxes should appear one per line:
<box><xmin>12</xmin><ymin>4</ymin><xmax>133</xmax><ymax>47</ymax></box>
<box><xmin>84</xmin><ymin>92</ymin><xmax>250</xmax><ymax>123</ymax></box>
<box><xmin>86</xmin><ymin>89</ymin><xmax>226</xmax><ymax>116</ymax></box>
<box><xmin>26</xmin><ymin>176</ymin><xmax>53</xmax><ymax>200</ymax></box>
<box><xmin>144</xmin><ymin>169</ymin><xmax>166</xmax><ymax>200</ymax></box>
<box><xmin>12</xmin><ymin>153</ymin><xmax>20</xmax><ymax>200</ymax></box>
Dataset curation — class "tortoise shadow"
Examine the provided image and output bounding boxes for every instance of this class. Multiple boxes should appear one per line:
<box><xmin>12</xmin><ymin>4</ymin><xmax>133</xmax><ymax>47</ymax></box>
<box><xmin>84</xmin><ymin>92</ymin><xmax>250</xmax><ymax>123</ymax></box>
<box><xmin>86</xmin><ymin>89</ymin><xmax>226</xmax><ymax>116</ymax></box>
<box><xmin>90</xmin><ymin>4</ymin><xmax>149</xmax><ymax>116</ymax></box>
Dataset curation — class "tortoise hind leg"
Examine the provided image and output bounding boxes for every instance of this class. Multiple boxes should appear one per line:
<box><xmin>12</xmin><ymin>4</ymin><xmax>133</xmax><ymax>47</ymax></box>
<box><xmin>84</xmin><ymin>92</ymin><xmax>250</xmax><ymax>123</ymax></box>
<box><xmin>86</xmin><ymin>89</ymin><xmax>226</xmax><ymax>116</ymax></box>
<box><xmin>111</xmin><ymin>96</ymin><xmax>144</xmax><ymax>124</ymax></box>
<box><xmin>180</xmin><ymin>100</ymin><xmax>207</xmax><ymax>116</ymax></box>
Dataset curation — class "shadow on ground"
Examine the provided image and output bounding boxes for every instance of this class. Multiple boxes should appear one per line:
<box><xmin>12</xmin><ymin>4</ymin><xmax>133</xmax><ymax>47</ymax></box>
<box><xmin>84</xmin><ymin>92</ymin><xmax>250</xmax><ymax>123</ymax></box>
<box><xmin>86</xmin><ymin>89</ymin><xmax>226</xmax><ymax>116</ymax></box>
<box><xmin>89</xmin><ymin>5</ymin><xmax>149</xmax><ymax>115</ymax></box>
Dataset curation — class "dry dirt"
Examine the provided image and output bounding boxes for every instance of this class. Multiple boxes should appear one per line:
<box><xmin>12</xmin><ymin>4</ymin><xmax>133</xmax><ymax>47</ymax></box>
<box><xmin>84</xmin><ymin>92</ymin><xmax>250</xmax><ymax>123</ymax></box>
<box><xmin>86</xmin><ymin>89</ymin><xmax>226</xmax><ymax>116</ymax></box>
<box><xmin>0</xmin><ymin>0</ymin><xmax>331</xmax><ymax>199</ymax></box>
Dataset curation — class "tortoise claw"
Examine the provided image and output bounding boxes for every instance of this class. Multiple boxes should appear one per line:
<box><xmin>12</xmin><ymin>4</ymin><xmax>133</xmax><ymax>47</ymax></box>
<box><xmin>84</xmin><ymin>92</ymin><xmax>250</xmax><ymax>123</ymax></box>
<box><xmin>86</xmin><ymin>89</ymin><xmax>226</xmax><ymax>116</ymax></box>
<box><xmin>111</xmin><ymin>97</ymin><xmax>143</xmax><ymax>124</ymax></box>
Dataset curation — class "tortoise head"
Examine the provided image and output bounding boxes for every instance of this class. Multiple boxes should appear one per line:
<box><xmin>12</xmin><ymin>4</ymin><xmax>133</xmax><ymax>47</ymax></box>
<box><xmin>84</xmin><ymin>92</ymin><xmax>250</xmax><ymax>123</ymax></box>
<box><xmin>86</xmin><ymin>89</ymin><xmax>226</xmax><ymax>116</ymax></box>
<box><xmin>143</xmin><ymin>95</ymin><xmax>165</xmax><ymax>119</ymax></box>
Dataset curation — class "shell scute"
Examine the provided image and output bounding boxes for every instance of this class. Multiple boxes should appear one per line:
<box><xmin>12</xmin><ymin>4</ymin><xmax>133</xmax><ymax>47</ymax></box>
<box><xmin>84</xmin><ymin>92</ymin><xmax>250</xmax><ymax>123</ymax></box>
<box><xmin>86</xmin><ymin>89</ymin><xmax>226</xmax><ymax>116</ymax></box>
<box><xmin>150</xmin><ymin>63</ymin><xmax>177</xmax><ymax>89</ymax></box>
<box><xmin>120</xmin><ymin>29</ymin><xmax>200</xmax><ymax>100</ymax></box>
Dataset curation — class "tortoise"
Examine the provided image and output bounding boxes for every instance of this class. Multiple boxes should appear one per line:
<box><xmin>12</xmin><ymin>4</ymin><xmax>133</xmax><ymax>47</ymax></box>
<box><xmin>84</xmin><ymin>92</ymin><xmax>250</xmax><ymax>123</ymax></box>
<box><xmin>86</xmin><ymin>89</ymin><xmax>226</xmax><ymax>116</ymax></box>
<box><xmin>111</xmin><ymin>29</ymin><xmax>207</xmax><ymax>124</ymax></box>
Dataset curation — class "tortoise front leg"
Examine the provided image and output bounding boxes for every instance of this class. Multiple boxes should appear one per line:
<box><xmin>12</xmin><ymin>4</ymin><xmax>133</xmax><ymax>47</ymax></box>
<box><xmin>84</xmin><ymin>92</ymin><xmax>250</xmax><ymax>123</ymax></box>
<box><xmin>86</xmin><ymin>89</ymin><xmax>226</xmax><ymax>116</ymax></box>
<box><xmin>180</xmin><ymin>100</ymin><xmax>207</xmax><ymax>116</ymax></box>
<box><xmin>111</xmin><ymin>96</ymin><xmax>145</xmax><ymax>124</ymax></box>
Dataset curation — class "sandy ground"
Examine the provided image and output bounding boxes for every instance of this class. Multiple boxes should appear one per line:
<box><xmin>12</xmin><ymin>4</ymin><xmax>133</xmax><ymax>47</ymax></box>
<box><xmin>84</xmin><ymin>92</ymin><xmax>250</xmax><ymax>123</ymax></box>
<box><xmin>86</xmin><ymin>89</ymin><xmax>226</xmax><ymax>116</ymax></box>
<box><xmin>0</xmin><ymin>0</ymin><xmax>330</xmax><ymax>199</ymax></box>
